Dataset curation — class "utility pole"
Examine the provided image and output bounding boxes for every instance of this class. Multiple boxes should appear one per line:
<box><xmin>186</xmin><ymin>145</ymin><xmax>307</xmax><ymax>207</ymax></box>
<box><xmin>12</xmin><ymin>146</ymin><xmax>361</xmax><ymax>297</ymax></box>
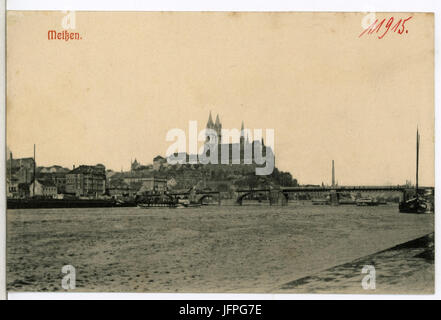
<box><xmin>416</xmin><ymin>128</ymin><xmax>419</xmax><ymax>195</ymax></box>
<box><xmin>33</xmin><ymin>144</ymin><xmax>36</xmax><ymax>197</ymax></box>
<box><xmin>332</xmin><ymin>160</ymin><xmax>335</xmax><ymax>187</ymax></box>
<box><xmin>9</xmin><ymin>152</ymin><xmax>12</xmax><ymax>184</ymax></box>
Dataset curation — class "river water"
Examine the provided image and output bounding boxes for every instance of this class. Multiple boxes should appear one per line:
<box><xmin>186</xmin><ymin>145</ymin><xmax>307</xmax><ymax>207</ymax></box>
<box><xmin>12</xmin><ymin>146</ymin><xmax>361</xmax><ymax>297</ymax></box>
<box><xmin>7</xmin><ymin>203</ymin><xmax>434</xmax><ymax>293</ymax></box>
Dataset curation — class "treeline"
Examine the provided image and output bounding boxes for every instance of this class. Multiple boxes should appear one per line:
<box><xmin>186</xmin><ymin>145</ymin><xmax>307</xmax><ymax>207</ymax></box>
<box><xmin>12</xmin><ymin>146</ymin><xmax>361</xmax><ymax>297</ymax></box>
<box><xmin>233</xmin><ymin>168</ymin><xmax>298</xmax><ymax>190</ymax></box>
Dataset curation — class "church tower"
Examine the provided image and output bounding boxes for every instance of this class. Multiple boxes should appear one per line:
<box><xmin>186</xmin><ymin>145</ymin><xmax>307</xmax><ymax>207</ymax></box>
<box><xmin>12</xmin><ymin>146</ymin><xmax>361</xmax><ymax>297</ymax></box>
<box><xmin>205</xmin><ymin>111</ymin><xmax>216</xmax><ymax>143</ymax></box>
<box><xmin>215</xmin><ymin>114</ymin><xmax>222</xmax><ymax>143</ymax></box>
<box><xmin>240</xmin><ymin>120</ymin><xmax>245</xmax><ymax>145</ymax></box>
<box><xmin>206</xmin><ymin>112</ymin><xmax>222</xmax><ymax>144</ymax></box>
<box><xmin>206</xmin><ymin>111</ymin><xmax>214</xmax><ymax>129</ymax></box>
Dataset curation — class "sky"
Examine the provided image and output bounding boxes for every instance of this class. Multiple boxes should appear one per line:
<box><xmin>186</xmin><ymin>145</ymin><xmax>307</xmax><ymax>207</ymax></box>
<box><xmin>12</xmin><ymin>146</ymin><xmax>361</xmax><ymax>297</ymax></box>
<box><xmin>6</xmin><ymin>11</ymin><xmax>434</xmax><ymax>186</ymax></box>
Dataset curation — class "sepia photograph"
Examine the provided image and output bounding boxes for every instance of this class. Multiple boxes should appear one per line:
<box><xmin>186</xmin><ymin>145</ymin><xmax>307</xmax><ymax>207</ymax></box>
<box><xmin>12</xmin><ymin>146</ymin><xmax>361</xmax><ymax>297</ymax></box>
<box><xmin>2</xmin><ymin>3</ymin><xmax>437</xmax><ymax>301</ymax></box>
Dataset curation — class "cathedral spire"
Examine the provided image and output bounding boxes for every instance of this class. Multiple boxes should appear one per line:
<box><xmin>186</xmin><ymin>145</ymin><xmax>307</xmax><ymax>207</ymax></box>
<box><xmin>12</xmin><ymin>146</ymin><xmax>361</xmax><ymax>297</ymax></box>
<box><xmin>215</xmin><ymin>114</ymin><xmax>222</xmax><ymax>143</ymax></box>
<box><xmin>207</xmin><ymin>111</ymin><xmax>214</xmax><ymax>128</ymax></box>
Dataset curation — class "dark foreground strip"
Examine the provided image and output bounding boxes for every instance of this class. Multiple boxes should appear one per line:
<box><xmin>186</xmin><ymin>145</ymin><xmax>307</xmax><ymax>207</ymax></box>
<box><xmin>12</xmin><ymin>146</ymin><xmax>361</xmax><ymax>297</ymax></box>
<box><xmin>280</xmin><ymin>233</ymin><xmax>434</xmax><ymax>293</ymax></box>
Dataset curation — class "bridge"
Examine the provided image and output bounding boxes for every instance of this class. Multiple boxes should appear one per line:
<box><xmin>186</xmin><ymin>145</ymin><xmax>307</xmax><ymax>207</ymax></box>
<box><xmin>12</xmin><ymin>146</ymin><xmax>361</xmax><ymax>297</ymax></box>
<box><xmin>141</xmin><ymin>190</ymin><xmax>221</xmax><ymax>205</ymax></box>
<box><xmin>169</xmin><ymin>190</ymin><xmax>221</xmax><ymax>205</ymax></box>
<box><xmin>236</xmin><ymin>186</ymin><xmax>434</xmax><ymax>206</ymax></box>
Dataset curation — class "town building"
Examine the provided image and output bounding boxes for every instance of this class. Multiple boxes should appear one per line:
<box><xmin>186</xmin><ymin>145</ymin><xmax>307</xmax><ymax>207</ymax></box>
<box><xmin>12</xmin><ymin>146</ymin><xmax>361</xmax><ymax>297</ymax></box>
<box><xmin>37</xmin><ymin>166</ymin><xmax>70</xmax><ymax>194</ymax></box>
<box><xmin>38</xmin><ymin>165</ymin><xmax>68</xmax><ymax>174</ymax></box>
<box><xmin>6</xmin><ymin>154</ymin><xmax>35</xmax><ymax>184</ymax></box>
<box><xmin>130</xmin><ymin>158</ymin><xmax>152</xmax><ymax>171</ymax></box>
<box><xmin>29</xmin><ymin>180</ymin><xmax>58</xmax><ymax>198</ymax></box>
<box><xmin>131</xmin><ymin>158</ymin><xmax>141</xmax><ymax>170</ymax></box>
<box><xmin>52</xmin><ymin>172</ymin><xmax>68</xmax><ymax>194</ymax></box>
<box><xmin>153</xmin><ymin>155</ymin><xmax>167</xmax><ymax>171</ymax></box>
<box><xmin>137</xmin><ymin>177</ymin><xmax>168</xmax><ymax>194</ymax></box>
<box><xmin>6</xmin><ymin>177</ymin><xmax>19</xmax><ymax>198</ymax></box>
<box><xmin>123</xmin><ymin>175</ymin><xmax>154</xmax><ymax>184</ymax></box>
<box><xmin>65</xmin><ymin>164</ymin><xmax>106</xmax><ymax>197</ymax></box>
<box><xmin>108</xmin><ymin>181</ymin><xmax>134</xmax><ymax>198</ymax></box>
<box><xmin>6</xmin><ymin>153</ymin><xmax>36</xmax><ymax>198</ymax></box>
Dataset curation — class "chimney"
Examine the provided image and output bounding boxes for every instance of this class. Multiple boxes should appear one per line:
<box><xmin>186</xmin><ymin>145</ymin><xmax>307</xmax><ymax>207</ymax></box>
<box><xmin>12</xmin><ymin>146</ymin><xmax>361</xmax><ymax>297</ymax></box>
<box><xmin>332</xmin><ymin>160</ymin><xmax>335</xmax><ymax>187</ymax></box>
<box><xmin>73</xmin><ymin>164</ymin><xmax>75</xmax><ymax>169</ymax></box>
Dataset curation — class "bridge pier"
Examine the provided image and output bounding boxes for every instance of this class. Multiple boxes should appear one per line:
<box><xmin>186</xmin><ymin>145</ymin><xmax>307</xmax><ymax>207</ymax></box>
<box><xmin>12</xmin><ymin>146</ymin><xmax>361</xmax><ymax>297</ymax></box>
<box><xmin>329</xmin><ymin>190</ymin><xmax>339</xmax><ymax>205</ymax></box>
<box><xmin>268</xmin><ymin>190</ymin><xmax>288</xmax><ymax>206</ymax></box>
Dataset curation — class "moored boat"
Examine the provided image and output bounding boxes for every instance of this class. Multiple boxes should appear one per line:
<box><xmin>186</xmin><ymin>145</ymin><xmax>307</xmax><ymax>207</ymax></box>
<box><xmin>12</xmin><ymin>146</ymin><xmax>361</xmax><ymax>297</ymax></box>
<box><xmin>356</xmin><ymin>197</ymin><xmax>379</xmax><ymax>206</ymax></box>
<box><xmin>137</xmin><ymin>202</ymin><xmax>177</xmax><ymax>208</ymax></box>
<box><xmin>312</xmin><ymin>199</ymin><xmax>328</xmax><ymax>205</ymax></box>
<box><xmin>176</xmin><ymin>199</ymin><xmax>202</xmax><ymax>208</ymax></box>
<box><xmin>399</xmin><ymin>197</ymin><xmax>427</xmax><ymax>214</ymax></box>
<box><xmin>399</xmin><ymin>128</ymin><xmax>428</xmax><ymax>214</ymax></box>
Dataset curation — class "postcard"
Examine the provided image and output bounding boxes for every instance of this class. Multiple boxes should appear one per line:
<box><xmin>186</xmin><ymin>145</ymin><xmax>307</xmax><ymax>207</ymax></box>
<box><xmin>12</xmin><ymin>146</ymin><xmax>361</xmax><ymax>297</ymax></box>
<box><xmin>4</xmin><ymin>9</ymin><xmax>435</xmax><ymax>296</ymax></box>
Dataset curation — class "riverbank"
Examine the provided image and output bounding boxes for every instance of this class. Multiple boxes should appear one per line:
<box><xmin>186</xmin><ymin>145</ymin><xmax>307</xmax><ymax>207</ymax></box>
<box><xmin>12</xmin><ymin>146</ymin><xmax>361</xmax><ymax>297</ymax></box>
<box><xmin>7</xmin><ymin>204</ymin><xmax>434</xmax><ymax>292</ymax></box>
<box><xmin>278</xmin><ymin>233</ymin><xmax>434</xmax><ymax>294</ymax></box>
<box><xmin>7</xmin><ymin>198</ymin><xmax>136</xmax><ymax>209</ymax></box>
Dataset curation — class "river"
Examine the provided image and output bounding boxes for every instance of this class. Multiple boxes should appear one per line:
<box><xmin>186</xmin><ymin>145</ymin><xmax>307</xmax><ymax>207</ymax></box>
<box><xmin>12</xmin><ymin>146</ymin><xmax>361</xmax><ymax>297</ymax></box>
<box><xmin>6</xmin><ymin>203</ymin><xmax>434</xmax><ymax>293</ymax></box>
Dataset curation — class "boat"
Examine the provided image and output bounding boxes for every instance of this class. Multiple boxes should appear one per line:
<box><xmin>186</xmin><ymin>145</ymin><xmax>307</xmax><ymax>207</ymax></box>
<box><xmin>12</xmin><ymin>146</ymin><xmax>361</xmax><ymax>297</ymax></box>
<box><xmin>339</xmin><ymin>198</ymin><xmax>356</xmax><ymax>205</ymax></box>
<box><xmin>399</xmin><ymin>128</ymin><xmax>427</xmax><ymax>214</ymax></box>
<box><xmin>137</xmin><ymin>202</ymin><xmax>177</xmax><ymax>208</ymax></box>
<box><xmin>312</xmin><ymin>199</ymin><xmax>328</xmax><ymax>205</ymax></box>
<box><xmin>399</xmin><ymin>197</ymin><xmax>427</xmax><ymax>213</ymax></box>
<box><xmin>356</xmin><ymin>197</ymin><xmax>379</xmax><ymax>206</ymax></box>
<box><xmin>175</xmin><ymin>199</ymin><xmax>202</xmax><ymax>208</ymax></box>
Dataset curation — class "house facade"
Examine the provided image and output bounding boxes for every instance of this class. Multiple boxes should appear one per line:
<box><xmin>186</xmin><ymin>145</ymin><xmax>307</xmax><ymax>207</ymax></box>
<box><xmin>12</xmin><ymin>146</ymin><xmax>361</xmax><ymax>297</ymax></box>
<box><xmin>6</xmin><ymin>177</ymin><xmax>19</xmax><ymax>198</ymax></box>
<box><xmin>29</xmin><ymin>180</ymin><xmax>58</xmax><ymax>198</ymax></box>
<box><xmin>153</xmin><ymin>156</ymin><xmax>167</xmax><ymax>171</ymax></box>
<box><xmin>6</xmin><ymin>156</ymin><xmax>35</xmax><ymax>184</ymax></box>
<box><xmin>65</xmin><ymin>164</ymin><xmax>106</xmax><ymax>197</ymax></box>
<box><xmin>137</xmin><ymin>178</ymin><xmax>168</xmax><ymax>194</ymax></box>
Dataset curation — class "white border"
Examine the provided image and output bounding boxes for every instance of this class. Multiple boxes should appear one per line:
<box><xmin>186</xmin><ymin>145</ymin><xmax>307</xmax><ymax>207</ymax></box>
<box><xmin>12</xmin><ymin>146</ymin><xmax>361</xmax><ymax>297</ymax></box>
<box><xmin>1</xmin><ymin>0</ymin><xmax>6</xmax><ymax>302</ymax></box>
<box><xmin>2</xmin><ymin>0</ymin><xmax>440</xmax><ymax>301</ymax></box>
<box><xmin>3</xmin><ymin>0</ymin><xmax>440</xmax><ymax>12</ymax></box>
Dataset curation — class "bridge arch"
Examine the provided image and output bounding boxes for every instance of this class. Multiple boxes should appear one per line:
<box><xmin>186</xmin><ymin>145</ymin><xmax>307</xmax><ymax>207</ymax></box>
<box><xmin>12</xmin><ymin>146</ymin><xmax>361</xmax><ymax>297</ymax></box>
<box><xmin>236</xmin><ymin>192</ymin><xmax>253</xmax><ymax>205</ymax></box>
<box><xmin>197</xmin><ymin>194</ymin><xmax>215</xmax><ymax>204</ymax></box>
<box><xmin>236</xmin><ymin>190</ymin><xmax>289</xmax><ymax>205</ymax></box>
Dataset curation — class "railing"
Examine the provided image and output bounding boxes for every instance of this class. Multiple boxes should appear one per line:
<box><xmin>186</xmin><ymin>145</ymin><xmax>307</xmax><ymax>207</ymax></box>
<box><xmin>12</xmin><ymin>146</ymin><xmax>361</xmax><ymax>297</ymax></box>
<box><xmin>237</xmin><ymin>186</ymin><xmax>434</xmax><ymax>193</ymax></box>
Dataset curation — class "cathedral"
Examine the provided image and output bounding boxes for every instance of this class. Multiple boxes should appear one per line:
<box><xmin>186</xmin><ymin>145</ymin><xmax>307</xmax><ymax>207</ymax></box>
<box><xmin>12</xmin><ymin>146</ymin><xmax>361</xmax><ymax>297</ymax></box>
<box><xmin>203</xmin><ymin>112</ymin><xmax>271</xmax><ymax>165</ymax></box>
<box><xmin>205</xmin><ymin>111</ymin><xmax>223</xmax><ymax>144</ymax></box>
<box><xmin>205</xmin><ymin>111</ymin><xmax>251</xmax><ymax>145</ymax></box>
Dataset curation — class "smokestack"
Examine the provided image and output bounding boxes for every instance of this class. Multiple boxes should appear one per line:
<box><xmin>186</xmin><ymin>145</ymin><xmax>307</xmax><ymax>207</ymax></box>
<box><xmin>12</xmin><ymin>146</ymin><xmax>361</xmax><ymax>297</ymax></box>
<box><xmin>332</xmin><ymin>160</ymin><xmax>335</xmax><ymax>187</ymax></box>
<box><xmin>33</xmin><ymin>144</ymin><xmax>36</xmax><ymax>197</ymax></box>
<box><xmin>9</xmin><ymin>152</ymin><xmax>12</xmax><ymax>183</ymax></box>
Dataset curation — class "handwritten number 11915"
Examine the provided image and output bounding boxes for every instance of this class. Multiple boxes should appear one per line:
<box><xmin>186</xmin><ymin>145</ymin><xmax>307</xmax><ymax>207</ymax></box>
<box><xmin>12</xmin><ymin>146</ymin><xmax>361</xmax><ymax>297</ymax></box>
<box><xmin>359</xmin><ymin>16</ymin><xmax>413</xmax><ymax>39</ymax></box>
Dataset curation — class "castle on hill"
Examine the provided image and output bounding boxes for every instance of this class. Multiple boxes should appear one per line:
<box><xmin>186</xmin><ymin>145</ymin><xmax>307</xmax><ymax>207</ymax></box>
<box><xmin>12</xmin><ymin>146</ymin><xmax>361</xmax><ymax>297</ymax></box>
<box><xmin>202</xmin><ymin>111</ymin><xmax>273</xmax><ymax>165</ymax></box>
<box><xmin>131</xmin><ymin>112</ymin><xmax>275</xmax><ymax>175</ymax></box>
